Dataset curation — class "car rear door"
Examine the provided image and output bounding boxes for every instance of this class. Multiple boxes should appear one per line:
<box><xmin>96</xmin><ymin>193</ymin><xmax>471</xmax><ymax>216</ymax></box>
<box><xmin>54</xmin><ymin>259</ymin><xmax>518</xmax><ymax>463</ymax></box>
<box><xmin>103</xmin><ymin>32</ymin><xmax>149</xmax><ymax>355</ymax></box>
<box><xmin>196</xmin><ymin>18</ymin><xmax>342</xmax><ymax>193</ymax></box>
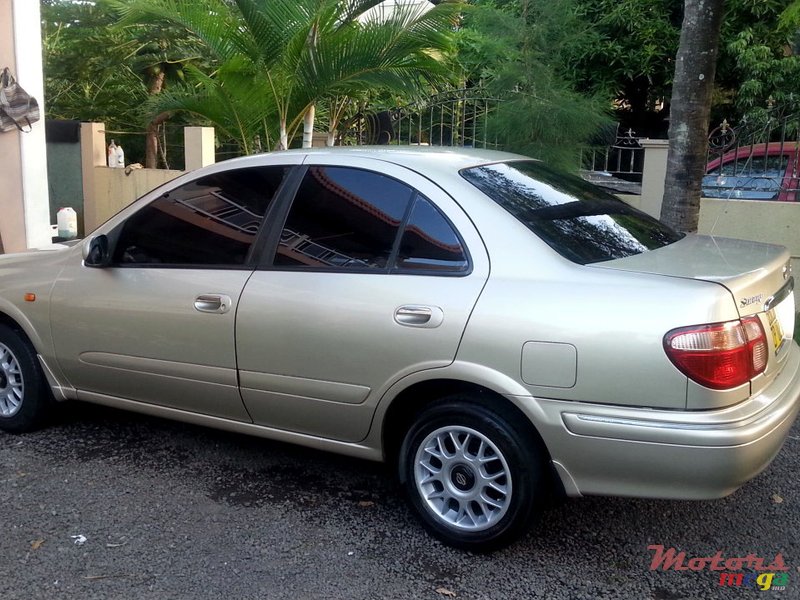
<box><xmin>235</xmin><ymin>156</ymin><xmax>489</xmax><ymax>442</ymax></box>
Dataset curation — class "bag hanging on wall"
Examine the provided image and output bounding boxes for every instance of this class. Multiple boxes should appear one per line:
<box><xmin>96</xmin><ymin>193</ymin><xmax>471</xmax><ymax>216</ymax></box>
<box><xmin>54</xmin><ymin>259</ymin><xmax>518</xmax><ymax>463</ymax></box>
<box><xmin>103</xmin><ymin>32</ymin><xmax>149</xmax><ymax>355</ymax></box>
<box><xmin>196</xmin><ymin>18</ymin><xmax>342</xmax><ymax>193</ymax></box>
<box><xmin>0</xmin><ymin>67</ymin><xmax>40</xmax><ymax>133</ymax></box>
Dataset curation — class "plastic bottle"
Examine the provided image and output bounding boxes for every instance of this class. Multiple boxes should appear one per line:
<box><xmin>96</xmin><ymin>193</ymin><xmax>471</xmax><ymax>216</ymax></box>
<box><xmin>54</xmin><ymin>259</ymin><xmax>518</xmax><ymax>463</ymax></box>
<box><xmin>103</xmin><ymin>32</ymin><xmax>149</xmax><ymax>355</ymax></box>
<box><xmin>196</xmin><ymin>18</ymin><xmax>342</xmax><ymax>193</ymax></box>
<box><xmin>107</xmin><ymin>140</ymin><xmax>117</xmax><ymax>168</ymax></box>
<box><xmin>57</xmin><ymin>207</ymin><xmax>78</xmax><ymax>239</ymax></box>
<box><xmin>115</xmin><ymin>143</ymin><xmax>125</xmax><ymax>168</ymax></box>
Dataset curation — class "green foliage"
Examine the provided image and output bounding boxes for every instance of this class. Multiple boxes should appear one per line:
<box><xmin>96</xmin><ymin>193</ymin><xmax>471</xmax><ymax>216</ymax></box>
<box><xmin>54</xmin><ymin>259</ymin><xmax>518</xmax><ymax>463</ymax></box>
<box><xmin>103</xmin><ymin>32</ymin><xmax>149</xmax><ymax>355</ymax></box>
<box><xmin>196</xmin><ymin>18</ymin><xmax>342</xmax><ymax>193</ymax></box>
<box><xmin>42</xmin><ymin>1</ymin><xmax>148</xmax><ymax>129</ymax></box>
<box><xmin>716</xmin><ymin>0</ymin><xmax>800</xmax><ymax>118</ymax></box>
<box><xmin>149</xmin><ymin>61</ymin><xmax>278</xmax><ymax>154</ymax></box>
<box><xmin>41</xmin><ymin>0</ymin><xmax>800</xmax><ymax>165</ymax></box>
<box><xmin>485</xmin><ymin>0</ymin><xmax>800</xmax><ymax>132</ymax></box>
<box><xmin>457</xmin><ymin>1</ymin><xmax>612</xmax><ymax>170</ymax></box>
<box><xmin>42</xmin><ymin>0</ymin><xmax>213</xmax><ymax>164</ymax></box>
<box><xmin>559</xmin><ymin>0</ymin><xmax>682</xmax><ymax>113</ymax></box>
<box><xmin>111</xmin><ymin>0</ymin><xmax>460</xmax><ymax>152</ymax></box>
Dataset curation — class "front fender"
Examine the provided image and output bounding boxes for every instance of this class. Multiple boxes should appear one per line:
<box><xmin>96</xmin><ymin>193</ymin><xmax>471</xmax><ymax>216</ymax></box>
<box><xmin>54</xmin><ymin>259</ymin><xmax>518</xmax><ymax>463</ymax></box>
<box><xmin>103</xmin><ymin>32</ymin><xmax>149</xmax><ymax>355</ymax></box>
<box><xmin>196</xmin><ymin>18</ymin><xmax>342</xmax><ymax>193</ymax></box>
<box><xmin>0</xmin><ymin>246</ymin><xmax>75</xmax><ymax>383</ymax></box>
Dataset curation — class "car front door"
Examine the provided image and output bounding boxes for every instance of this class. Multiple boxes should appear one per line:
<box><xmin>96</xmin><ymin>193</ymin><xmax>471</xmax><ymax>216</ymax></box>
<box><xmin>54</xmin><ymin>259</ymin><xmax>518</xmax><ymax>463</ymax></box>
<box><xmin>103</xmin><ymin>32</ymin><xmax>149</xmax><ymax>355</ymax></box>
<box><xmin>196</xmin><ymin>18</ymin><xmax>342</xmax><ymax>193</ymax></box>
<box><xmin>50</xmin><ymin>162</ymin><xmax>296</xmax><ymax>420</ymax></box>
<box><xmin>235</xmin><ymin>156</ymin><xmax>489</xmax><ymax>442</ymax></box>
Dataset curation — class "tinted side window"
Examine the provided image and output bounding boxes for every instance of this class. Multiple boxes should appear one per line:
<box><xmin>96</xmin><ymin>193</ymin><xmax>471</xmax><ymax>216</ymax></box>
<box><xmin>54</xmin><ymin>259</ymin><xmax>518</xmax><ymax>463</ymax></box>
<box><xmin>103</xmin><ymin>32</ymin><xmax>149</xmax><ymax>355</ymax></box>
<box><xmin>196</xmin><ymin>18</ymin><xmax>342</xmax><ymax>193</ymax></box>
<box><xmin>718</xmin><ymin>154</ymin><xmax>789</xmax><ymax>177</ymax></box>
<box><xmin>114</xmin><ymin>166</ymin><xmax>287</xmax><ymax>266</ymax></box>
<box><xmin>395</xmin><ymin>196</ymin><xmax>468</xmax><ymax>272</ymax></box>
<box><xmin>461</xmin><ymin>161</ymin><xmax>683</xmax><ymax>265</ymax></box>
<box><xmin>274</xmin><ymin>166</ymin><xmax>414</xmax><ymax>269</ymax></box>
<box><xmin>702</xmin><ymin>154</ymin><xmax>790</xmax><ymax>200</ymax></box>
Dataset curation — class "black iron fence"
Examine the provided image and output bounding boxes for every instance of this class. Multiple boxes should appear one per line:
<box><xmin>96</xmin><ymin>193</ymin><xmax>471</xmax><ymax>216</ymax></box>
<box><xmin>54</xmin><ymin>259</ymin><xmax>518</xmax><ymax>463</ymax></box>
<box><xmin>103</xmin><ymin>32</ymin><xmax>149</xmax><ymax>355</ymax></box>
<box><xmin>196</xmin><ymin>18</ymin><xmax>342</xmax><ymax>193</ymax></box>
<box><xmin>579</xmin><ymin>128</ymin><xmax>644</xmax><ymax>194</ymax></box>
<box><xmin>341</xmin><ymin>89</ymin><xmax>500</xmax><ymax>148</ymax></box>
<box><xmin>343</xmin><ymin>93</ymin><xmax>648</xmax><ymax>195</ymax></box>
<box><xmin>704</xmin><ymin>110</ymin><xmax>800</xmax><ymax>201</ymax></box>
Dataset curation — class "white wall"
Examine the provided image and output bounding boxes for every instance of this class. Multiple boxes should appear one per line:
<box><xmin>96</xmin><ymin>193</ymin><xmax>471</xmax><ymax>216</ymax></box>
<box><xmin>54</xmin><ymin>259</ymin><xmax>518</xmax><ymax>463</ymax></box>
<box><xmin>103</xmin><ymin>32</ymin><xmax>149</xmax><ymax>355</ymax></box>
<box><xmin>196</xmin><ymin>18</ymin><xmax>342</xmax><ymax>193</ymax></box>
<box><xmin>698</xmin><ymin>199</ymin><xmax>800</xmax><ymax>307</ymax></box>
<box><xmin>0</xmin><ymin>0</ymin><xmax>51</xmax><ymax>251</ymax></box>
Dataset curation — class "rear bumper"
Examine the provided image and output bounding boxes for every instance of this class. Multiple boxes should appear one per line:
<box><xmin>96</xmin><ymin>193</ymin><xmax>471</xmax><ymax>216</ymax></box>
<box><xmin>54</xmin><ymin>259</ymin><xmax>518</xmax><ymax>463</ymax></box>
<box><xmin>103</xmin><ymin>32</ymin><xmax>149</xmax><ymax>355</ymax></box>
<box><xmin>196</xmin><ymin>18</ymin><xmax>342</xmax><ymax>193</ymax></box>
<box><xmin>520</xmin><ymin>342</ymin><xmax>800</xmax><ymax>499</ymax></box>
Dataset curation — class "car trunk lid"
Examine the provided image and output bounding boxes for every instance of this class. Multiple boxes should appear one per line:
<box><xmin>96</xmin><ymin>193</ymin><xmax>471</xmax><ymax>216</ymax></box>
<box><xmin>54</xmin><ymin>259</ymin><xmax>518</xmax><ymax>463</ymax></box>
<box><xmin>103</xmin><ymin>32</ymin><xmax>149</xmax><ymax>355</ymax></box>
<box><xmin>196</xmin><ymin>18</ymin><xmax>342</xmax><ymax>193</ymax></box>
<box><xmin>592</xmin><ymin>234</ymin><xmax>795</xmax><ymax>377</ymax></box>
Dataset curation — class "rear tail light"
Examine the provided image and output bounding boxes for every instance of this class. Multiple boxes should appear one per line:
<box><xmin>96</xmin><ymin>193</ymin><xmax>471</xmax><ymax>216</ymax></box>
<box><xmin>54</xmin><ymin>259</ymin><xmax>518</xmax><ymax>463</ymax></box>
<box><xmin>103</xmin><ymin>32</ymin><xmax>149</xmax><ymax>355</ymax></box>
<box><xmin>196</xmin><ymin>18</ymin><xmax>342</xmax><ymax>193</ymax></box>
<box><xmin>664</xmin><ymin>317</ymin><xmax>767</xmax><ymax>390</ymax></box>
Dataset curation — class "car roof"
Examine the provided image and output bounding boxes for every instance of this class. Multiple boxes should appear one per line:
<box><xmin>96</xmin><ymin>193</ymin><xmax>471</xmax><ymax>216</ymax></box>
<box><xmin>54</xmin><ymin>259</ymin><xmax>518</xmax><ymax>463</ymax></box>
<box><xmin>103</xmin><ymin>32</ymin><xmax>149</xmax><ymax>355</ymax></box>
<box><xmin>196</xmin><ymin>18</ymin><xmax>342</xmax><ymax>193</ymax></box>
<box><xmin>217</xmin><ymin>145</ymin><xmax>527</xmax><ymax>175</ymax></box>
<box><xmin>707</xmin><ymin>141</ymin><xmax>800</xmax><ymax>170</ymax></box>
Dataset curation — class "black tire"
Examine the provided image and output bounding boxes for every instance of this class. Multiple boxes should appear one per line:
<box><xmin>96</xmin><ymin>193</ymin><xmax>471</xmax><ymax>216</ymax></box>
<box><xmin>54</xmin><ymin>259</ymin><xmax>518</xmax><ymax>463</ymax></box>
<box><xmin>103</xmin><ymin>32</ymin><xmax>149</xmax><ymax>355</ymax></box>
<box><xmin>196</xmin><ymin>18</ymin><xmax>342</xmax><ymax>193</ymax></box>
<box><xmin>0</xmin><ymin>324</ymin><xmax>53</xmax><ymax>433</ymax></box>
<box><xmin>398</xmin><ymin>396</ymin><xmax>546</xmax><ymax>552</ymax></box>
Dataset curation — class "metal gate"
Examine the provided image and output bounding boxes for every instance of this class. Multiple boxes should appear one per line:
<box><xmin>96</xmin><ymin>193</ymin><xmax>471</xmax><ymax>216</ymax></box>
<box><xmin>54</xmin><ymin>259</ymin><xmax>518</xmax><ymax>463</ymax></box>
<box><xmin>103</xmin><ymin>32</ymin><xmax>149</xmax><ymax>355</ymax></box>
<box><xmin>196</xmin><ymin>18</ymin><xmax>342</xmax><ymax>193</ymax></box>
<box><xmin>704</xmin><ymin>109</ymin><xmax>800</xmax><ymax>201</ymax></box>
<box><xmin>341</xmin><ymin>89</ymin><xmax>500</xmax><ymax>148</ymax></box>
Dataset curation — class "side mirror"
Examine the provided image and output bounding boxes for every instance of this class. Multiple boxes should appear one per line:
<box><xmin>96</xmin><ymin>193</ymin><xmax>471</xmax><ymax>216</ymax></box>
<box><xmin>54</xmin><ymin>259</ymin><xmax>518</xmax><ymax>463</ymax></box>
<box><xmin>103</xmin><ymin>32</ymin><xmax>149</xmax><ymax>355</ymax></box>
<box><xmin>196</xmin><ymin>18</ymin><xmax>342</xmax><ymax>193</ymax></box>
<box><xmin>83</xmin><ymin>235</ymin><xmax>110</xmax><ymax>268</ymax></box>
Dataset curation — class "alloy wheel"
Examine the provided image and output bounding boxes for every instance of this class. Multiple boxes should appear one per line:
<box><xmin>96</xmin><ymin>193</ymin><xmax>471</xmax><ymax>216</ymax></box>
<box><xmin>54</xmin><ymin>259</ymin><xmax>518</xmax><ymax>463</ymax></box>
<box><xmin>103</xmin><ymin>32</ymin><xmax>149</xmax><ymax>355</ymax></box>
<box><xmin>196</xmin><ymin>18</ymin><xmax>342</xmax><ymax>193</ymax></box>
<box><xmin>414</xmin><ymin>425</ymin><xmax>512</xmax><ymax>532</ymax></box>
<box><xmin>0</xmin><ymin>342</ymin><xmax>24</xmax><ymax>418</ymax></box>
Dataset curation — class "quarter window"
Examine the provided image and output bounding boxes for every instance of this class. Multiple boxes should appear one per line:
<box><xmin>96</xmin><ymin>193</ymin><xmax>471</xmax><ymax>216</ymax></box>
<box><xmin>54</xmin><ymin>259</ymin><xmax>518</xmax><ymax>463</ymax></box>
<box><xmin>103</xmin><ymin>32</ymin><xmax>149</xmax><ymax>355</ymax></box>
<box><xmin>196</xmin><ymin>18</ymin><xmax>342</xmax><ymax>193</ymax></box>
<box><xmin>113</xmin><ymin>166</ymin><xmax>287</xmax><ymax>266</ymax></box>
<box><xmin>395</xmin><ymin>196</ymin><xmax>468</xmax><ymax>272</ymax></box>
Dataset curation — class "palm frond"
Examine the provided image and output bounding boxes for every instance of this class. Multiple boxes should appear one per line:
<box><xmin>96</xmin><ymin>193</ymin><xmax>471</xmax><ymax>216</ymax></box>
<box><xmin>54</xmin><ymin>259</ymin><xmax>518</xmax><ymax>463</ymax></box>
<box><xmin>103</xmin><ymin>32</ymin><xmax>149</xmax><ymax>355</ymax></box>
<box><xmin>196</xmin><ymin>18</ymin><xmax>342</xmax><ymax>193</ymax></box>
<box><xmin>108</xmin><ymin>0</ymin><xmax>251</xmax><ymax>62</ymax></box>
<box><xmin>147</xmin><ymin>61</ymin><xmax>278</xmax><ymax>153</ymax></box>
<box><xmin>119</xmin><ymin>0</ymin><xmax>462</xmax><ymax>152</ymax></box>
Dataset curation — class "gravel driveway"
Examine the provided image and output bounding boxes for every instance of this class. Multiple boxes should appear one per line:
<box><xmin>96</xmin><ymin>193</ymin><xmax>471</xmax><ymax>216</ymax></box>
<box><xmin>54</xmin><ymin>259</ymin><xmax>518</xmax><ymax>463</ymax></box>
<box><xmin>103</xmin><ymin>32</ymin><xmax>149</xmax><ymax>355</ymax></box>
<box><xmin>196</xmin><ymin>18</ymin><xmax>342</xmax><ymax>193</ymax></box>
<box><xmin>2</xmin><ymin>403</ymin><xmax>798</xmax><ymax>599</ymax></box>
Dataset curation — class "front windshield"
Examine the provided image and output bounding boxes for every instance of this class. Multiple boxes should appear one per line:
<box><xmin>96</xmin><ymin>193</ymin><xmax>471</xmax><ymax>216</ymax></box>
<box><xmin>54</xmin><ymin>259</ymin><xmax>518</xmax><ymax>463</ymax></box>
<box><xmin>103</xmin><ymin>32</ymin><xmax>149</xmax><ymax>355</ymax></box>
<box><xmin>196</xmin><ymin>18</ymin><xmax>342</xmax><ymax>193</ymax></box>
<box><xmin>461</xmin><ymin>160</ymin><xmax>683</xmax><ymax>264</ymax></box>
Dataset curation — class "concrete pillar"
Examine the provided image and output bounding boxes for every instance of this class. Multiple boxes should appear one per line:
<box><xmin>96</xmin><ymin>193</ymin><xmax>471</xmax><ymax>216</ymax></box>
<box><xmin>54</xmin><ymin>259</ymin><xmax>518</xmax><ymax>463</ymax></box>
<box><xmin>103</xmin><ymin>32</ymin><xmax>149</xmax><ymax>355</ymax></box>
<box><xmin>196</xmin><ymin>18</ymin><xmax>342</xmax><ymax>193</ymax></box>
<box><xmin>184</xmin><ymin>126</ymin><xmax>215</xmax><ymax>171</ymax></box>
<box><xmin>0</xmin><ymin>0</ymin><xmax>51</xmax><ymax>251</ymax></box>
<box><xmin>638</xmin><ymin>139</ymin><xmax>670</xmax><ymax>219</ymax></box>
<box><xmin>80</xmin><ymin>122</ymin><xmax>107</xmax><ymax>233</ymax></box>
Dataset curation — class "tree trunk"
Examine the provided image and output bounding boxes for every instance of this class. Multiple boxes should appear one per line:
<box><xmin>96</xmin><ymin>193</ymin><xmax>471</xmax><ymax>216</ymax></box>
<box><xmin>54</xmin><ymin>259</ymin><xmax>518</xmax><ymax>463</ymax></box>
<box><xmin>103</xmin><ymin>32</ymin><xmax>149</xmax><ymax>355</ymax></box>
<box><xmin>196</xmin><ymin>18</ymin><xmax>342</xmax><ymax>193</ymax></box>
<box><xmin>279</xmin><ymin>118</ymin><xmax>288</xmax><ymax>150</ymax></box>
<box><xmin>145</xmin><ymin>70</ymin><xmax>167</xmax><ymax>169</ymax></box>
<box><xmin>660</xmin><ymin>0</ymin><xmax>725</xmax><ymax>232</ymax></box>
<box><xmin>327</xmin><ymin>113</ymin><xmax>336</xmax><ymax>146</ymax></box>
<box><xmin>145</xmin><ymin>112</ymin><xmax>172</xmax><ymax>168</ymax></box>
<box><xmin>145</xmin><ymin>121</ymin><xmax>160</xmax><ymax>169</ymax></box>
<box><xmin>302</xmin><ymin>104</ymin><xmax>316</xmax><ymax>149</ymax></box>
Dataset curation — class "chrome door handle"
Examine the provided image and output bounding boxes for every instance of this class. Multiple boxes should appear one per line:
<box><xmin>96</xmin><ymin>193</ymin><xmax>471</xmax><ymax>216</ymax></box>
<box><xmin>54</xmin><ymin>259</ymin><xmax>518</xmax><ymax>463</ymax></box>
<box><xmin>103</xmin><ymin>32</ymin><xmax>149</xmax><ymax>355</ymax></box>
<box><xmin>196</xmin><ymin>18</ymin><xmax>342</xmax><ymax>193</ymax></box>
<box><xmin>194</xmin><ymin>294</ymin><xmax>232</xmax><ymax>314</ymax></box>
<box><xmin>394</xmin><ymin>305</ymin><xmax>444</xmax><ymax>328</ymax></box>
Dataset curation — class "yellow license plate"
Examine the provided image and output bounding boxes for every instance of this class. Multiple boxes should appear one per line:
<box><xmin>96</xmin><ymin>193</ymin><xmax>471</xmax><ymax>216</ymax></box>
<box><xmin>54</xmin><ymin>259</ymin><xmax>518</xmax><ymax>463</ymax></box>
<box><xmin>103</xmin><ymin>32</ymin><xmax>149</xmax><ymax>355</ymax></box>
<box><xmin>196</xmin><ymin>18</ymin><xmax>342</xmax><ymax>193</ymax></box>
<box><xmin>767</xmin><ymin>308</ymin><xmax>785</xmax><ymax>352</ymax></box>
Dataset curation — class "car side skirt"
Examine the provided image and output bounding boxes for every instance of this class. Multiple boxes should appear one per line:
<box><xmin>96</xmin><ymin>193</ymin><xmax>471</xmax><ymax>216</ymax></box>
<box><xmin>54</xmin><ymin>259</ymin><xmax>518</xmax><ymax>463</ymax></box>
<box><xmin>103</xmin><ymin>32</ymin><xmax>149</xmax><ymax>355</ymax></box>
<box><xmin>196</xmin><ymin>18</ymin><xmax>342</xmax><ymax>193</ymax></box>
<box><xmin>74</xmin><ymin>390</ymin><xmax>383</xmax><ymax>462</ymax></box>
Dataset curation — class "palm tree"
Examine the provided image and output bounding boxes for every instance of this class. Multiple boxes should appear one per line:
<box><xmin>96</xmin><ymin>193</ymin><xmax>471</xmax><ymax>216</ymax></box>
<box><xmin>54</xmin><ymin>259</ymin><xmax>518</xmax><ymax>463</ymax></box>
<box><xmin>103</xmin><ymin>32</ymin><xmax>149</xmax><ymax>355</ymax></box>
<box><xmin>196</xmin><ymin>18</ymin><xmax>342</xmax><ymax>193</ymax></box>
<box><xmin>112</xmin><ymin>0</ymin><xmax>459</xmax><ymax>152</ymax></box>
<box><xmin>118</xmin><ymin>26</ymin><xmax>210</xmax><ymax>167</ymax></box>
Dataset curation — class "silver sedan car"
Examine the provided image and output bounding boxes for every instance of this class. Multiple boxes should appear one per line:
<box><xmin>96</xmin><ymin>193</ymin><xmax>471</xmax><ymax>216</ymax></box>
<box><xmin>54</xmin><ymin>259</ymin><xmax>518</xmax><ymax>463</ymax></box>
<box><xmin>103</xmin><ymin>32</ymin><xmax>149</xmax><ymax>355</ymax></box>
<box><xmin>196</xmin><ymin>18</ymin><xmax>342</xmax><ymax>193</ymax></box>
<box><xmin>1</xmin><ymin>148</ymin><xmax>798</xmax><ymax>551</ymax></box>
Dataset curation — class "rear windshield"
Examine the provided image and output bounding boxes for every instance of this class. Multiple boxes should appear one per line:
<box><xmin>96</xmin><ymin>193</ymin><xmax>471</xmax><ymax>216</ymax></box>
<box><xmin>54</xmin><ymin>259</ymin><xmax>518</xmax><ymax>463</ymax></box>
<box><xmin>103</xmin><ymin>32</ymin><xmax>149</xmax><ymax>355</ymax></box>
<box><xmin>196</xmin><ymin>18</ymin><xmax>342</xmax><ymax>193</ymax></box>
<box><xmin>460</xmin><ymin>161</ymin><xmax>683</xmax><ymax>264</ymax></box>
